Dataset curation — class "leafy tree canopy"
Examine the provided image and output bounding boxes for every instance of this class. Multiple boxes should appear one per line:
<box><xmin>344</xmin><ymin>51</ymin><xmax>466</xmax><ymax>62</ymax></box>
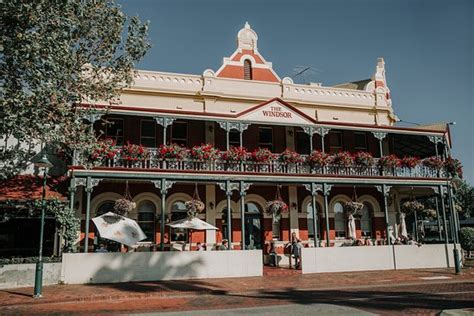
<box><xmin>1</xmin><ymin>0</ymin><xmax>150</xmax><ymax>179</ymax></box>
<box><xmin>454</xmin><ymin>180</ymin><xmax>474</xmax><ymax>218</ymax></box>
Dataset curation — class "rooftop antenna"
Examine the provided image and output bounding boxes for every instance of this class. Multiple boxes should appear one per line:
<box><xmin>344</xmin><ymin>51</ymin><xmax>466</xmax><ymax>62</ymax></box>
<box><xmin>290</xmin><ymin>65</ymin><xmax>321</xmax><ymax>84</ymax></box>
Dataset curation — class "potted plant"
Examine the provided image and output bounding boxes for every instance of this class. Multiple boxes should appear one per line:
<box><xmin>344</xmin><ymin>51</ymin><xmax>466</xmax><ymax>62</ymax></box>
<box><xmin>251</xmin><ymin>148</ymin><xmax>275</xmax><ymax>163</ymax></box>
<box><xmin>157</xmin><ymin>143</ymin><xmax>187</xmax><ymax>160</ymax></box>
<box><xmin>120</xmin><ymin>141</ymin><xmax>149</xmax><ymax>162</ymax></box>
<box><xmin>307</xmin><ymin>150</ymin><xmax>331</xmax><ymax>166</ymax></box>
<box><xmin>331</xmin><ymin>151</ymin><xmax>354</xmax><ymax>167</ymax></box>
<box><xmin>354</xmin><ymin>152</ymin><xmax>375</xmax><ymax>167</ymax></box>
<box><xmin>400</xmin><ymin>156</ymin><xmax>420</xmax><ymax>169</ymax></box>
<box><xmin>86</xmin><ymin>138</ymin><xmax>118</xmax><ymax>165</ymax></box>
<box><xmin>189</xmin><ymin>144</ymin><xmax>219</xmax><ymax>161</ymax></box>
<box><xmin>220</xmin><ymin>146</ymin><xmax>249</xmax><ymax>162</ymax></box>
<box><xmin>113</xmin><ymin>198</ymin><xmax>136</xmax><ymax>216</ymax></box>
<box><xmin>422</xmin><ymin>156</ymin><xmax>444</xmax><ymax>169</ymax></box>
<box><xmin>378</xmin><ymin>155</ymin><xmax>400</xmax><ymax>168</ymax></box>
<box><xmin>444</xmin><ymin>157</ymin><xmax>463</xmax><ymax>178</ymax></box>
<box><xmin>343</xmin><ymin>201</ymin><xmax>364</xmax><ymax>215</ymax></box>
<box><xmin>185</xmin><ymin>184</ymin><xmax>206</xmax><ymax>217</ymax></box>
<box><xmin>279</xmin><ymin>149</ymin><xmax>303</xmax><ymax>164</ymax></box>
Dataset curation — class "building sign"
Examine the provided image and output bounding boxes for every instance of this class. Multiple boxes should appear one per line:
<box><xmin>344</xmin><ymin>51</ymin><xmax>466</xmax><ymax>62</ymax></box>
<box><xmin>238</xmin><ymin>100</ymin><xmax>312</xmax><ymax>125</ymax></box>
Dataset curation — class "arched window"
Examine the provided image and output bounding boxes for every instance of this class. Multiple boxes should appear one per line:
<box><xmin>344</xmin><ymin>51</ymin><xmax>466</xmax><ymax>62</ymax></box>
<box><xmin>170</xmin><ymin>201</ymin><xmax>188</xmax><ymax>242</ymax></box>
<box><xmin>306</xmin><ymin>202</ymin><xmax>321</xmax><ymax>239</ymax></box>
<box><xmin>244</xmin><ymin>60</ymin><xmax>252</xmax><ymax>80</ymax></box>
<box><xmin>334</xmin><ymin>202</ymin><xmax>346</xmax><ymax>238</ymax></box>
<box><xmin>96</xmin><ymin>201</ymin><xmax>114</xmax><ymax>216</ymax></box>
<box><xmin>222</xmin><ymin>208</ymin><xmax>231</xmax><ymax>241</ymax></box>
<box><xmin>245</xmin><ymin>202</ymin><xmax>260</xmax><ymax>213</ymax></box>
<box><xmin>244</xmin><ymin>202</ymin><xmax>264</xmax><ymax>248</ymax></box>
<box><xmin>137</xmin><ymin>200</ymin><xmax>156</xmax><ymax>242</ymax></box>
<box><xmin>360</xmin><ymin>202</ymin><xmax>373</xmax><ymax>237</ymax></box>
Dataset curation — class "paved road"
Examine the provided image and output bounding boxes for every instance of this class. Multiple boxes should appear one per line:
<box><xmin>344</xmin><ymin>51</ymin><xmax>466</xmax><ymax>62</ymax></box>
<box><xmin>2</xmin><ymin>280</ymin><xmax>473</xmax><ymax>315</ymax></box>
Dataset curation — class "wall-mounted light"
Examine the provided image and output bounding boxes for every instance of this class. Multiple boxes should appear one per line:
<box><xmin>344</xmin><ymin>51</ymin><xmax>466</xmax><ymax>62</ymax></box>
<box><xmin>288</xmin><ymin>130</ymin><xmax>294</xmax><ymax>137</ymax></box>
<box><xmin>209</xmin><ymin>202</ymin><xmax>215</xmax><ymax>210</ymax></box>
<box><xmin>291</xmin><ymin>202</ymin><xmax>298</xmax><ymax>211</ymax></box>
<box><xmin>208</xmin><ymin>125</ymin><xmax>214</xmax><ymax>133</ymax></box>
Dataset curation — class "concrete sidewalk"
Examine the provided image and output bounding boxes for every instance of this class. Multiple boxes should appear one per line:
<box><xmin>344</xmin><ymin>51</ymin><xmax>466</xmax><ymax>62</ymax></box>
<box><xmin>0</xmin><ymin>267</ymin><xmax>472</xmax><ymax>308</ymax></box>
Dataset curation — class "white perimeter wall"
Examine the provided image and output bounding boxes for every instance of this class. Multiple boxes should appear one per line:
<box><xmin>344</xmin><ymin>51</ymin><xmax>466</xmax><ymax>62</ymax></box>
<box><xmin>302</xmin><ymin>244</ymin><xmax>455</xmax><ymax>274</ymax></box>
<box><xmin>61</xmin><ymin>250</ymin><xmax>263</xmax><ymax>284</ymax></box>
<box><xmin>0</xmin><ymin>263</ymin><xmax>61</xmax><ymax>289</ymax></box>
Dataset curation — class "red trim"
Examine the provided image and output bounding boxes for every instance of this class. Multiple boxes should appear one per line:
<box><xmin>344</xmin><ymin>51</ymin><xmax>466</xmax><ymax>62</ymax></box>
<box><xmin>70</xmin><ymin>166</ymin><xmax>448</xmax><ymax>181</ymax></box>
<box><xmin>79</xmin><ymin>101</ymin><xmax>446</xmax><ymax>135</ymax></box>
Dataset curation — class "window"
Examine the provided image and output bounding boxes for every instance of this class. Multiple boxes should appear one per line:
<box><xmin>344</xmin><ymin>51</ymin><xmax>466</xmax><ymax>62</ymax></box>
<box><xmin>360</xmin><ymin>202</ymin><xmax>373</xmax><ymax>237</ymax></box>
<box><xmin>105</xmin><ymin>119</ymin><xmax>124</xmax><ymax>146</ymax></box>
<box><xmin>229</xmin><ymin>130</ymin><xmax>240</xmax><ymax>147</ymax></box>
<box><xmin>137</xmin><ymin>200</ymin><xmax>156</xmax><ymax>242</ymax></box>
<box><xmin>258</xmin><ymin>127</ymin><xmax>273</xmax><ymax>151</ymax></box>
<box><xmin>222</xmin><ymin>208</ymin><xmax>231</xmax><ymax>241</ymax></box>
<box><xmin>244</xmin><ymin>60</ymin><xmax>252</xmax><ymax>80</ymax></box>
<box><xmin>140</xmin><ymin>120</ymin><xmax>156</xmax><ymax>147</ymax></box>
<box><xmin>306</xmin><ymin>202</ymin><xmax>321</xmax><ymax>239</ymax></box>
<box><xmin>296</xmin><ymin>131</ymin><xmax>310</xmax><ymax>154</ymax></box>
<box><xmin>328</xmin><ymin>131</ymin><xmax>343</xmax><ymax>153</ymax></box>
<box><xmin>96</xmin><ymin>201</ymin><xmax>115</xmax><ymax>216</ymax></box>
<box><xmin>170</xmin><ymin>121</ymin><xmax>187</xmax><ymax>146</ymax></box>
<box><xmin>170</xmin><ymin>201</ymin><xmax>188</xmax><ymax>242</ymax></box>
<box><xmin>245</xmin><ymin>202</ymin><xmax>260</xmax><ymax>213</ymax></box>
<box><xmin>333</xmin><ymin>202</ymin><xmax>346</xmax><ymax>238</ymax></box>
<box><xmin>272</xmin><ymin>221</ymin><xmax>280</xmax><ymax>240</ymax></box>
<box><xmin>354</xmin><ymin>132</ymin><xmax>368</xmax><ymax>151</ymax></box>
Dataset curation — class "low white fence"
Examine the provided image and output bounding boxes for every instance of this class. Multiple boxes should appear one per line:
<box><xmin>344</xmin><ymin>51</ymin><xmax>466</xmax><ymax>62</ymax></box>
<box><xmin>302</xmin><ymin>244</ymin><xmax>455</xmax><ymax>274</ymax></box>
<box><xmin>61</xmin><ymin>250</ymin><xmax>263</xmax><ymax>284</ymax></box>
<box><xmin>0</xmin><ymin>262</ymin><xmax>61</xmax><ymax>289</ymax></box>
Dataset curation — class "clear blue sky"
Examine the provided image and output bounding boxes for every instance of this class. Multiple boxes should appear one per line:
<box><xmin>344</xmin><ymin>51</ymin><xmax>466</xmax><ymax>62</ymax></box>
<box><xmin>120</xmin><ymin>0</ymin><xmax>473</xmax><ymax>183</ymax></box>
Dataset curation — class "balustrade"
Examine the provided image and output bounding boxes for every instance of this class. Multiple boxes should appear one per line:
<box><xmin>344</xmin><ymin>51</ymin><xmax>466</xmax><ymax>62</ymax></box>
<box><xmin>79</xmin><ymin>148</ymin><xmax>446</xmax><ymax>179</ymax></box>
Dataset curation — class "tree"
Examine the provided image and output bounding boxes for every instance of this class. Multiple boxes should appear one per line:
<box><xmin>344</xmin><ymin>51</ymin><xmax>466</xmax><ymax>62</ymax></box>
<box><xmin>454</xmin><ymin>180</ymin><xmax>474</xmax><ymax>218</ymax></box>
<box><xmin>1</xmin><ymin>0</ymin><xmax>150</xmax><ymax>179</ymax></box>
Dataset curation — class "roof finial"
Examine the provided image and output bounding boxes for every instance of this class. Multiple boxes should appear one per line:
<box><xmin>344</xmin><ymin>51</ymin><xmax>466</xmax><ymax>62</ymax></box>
<box><xmin>245</xmin><ymin>21</ymin><xmax>250</xmax><ymax>29</ymax></box>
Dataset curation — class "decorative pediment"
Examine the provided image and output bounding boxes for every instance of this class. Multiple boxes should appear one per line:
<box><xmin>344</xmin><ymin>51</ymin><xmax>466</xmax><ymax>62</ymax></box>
<box><xmin>237</xmin><ymin>98</ymin><xmax>316</xmax><ymax>125</ymax></box>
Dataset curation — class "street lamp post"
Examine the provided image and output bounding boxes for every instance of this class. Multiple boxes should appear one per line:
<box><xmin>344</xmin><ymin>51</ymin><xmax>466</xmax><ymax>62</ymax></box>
<box><xmin>449</xmin><ymin>176</ymin><xmax>463</xmax><ymax>275</ymax></box>
<box><xmin>33</xmin><ymin>153</ymin><xmax>53</xmax><ymax>298</ymax></box>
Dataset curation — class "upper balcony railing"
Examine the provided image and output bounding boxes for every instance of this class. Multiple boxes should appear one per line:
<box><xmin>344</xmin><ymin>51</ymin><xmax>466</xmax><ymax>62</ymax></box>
<box><xmin>76</xmin><ymin>147</ymin><xmax>448</xmax><ymax>179</ymax></box>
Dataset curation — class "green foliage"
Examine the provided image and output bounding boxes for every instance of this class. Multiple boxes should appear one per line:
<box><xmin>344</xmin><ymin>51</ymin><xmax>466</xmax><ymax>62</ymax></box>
<box><xmin>459</xmin><ymin>227</ymin><xmax>474</xmax><ymax>252</ymax></box>
<box><xmin>3</xmin><ymin>198</ymin><xmax>80</xmax><ymax>253</ymax></box>
<box><xmin>1</xmin><ymin>0</ymin><xmax>150</xmax><ymax>179</ymax></box>
<box><xmin>454</xmin><ymin>180</ymin><xmax>474</xmax><ymax>218</ymax></box>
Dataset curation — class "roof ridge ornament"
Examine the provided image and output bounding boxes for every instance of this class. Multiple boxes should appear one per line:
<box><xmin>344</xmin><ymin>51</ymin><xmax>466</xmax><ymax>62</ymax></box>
<box><xmin>237</xmin><ymin>22</ymin><xmax>258</xmax><ymax>51</ymax></box>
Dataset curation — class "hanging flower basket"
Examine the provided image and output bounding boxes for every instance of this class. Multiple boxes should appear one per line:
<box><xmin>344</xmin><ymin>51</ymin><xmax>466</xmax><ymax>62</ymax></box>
<box><xmin>307</xmin><ymin>150</ymin><xmax>331</xmax><ymax>166</ymax></box>
<box><xmin>378</xmin><ymin>155</ymin><xmax>400</xmax><ymax>168</ymax></box>
<box><xmin>331</xmin><ymin>151</ymin><xmax>354</xmax><ymax>167</ymax></box>
<box><xmin>220</xmin><ymin>146</ymin><xmax>249</xmax><ymax>162</ymax></box>
<box><xmin>189</xmin><ymin>144</ymin><xmax>219</xmax><ymax>161</ymax></box>
<box><xmin>265</xmin><ymin>186</ymin><xmax>288</xmax><ymax>223</ymax></box>
<box><xmin>343</xmin><ymin>201</ymin><xmax>364</xmax><ymax>216</ymax></box>
<box><xmin>400</xmin><ymin>156</ymin><xmax>420</xmax><ymax>169</ymax></box>
<box><xmin>251</xmin><ymin>148</ymin><xmax>275</xmax><ymax>163</ymax></box>
<box><xmin>402</xmin><ymin>200</ymin><xmax>424</xmax><ymax>214</ymax></box>
<box><xmin>114</xmin><ymin>198</ymin><xmax>136</xmax><ymax>216</ymax></box>
<box><xmin>422</xmin><ymin>156</ymin><xmax>444</xmax><ymax>169</ymax></box>
<box><xmin>354</xmin><ymin>152</ymin><xmax>375</xmax><ymax>167</ymax></box>
<box><xmin>185</xmin><ymin>184</ymin><xmax>206</xmax><ymax>217</ymax></box>
<box><xmin>279</xmin><ymin>149</ymin><xmax>303</xmax><ymax>164</ymax></box>
<box><xmin>157</xmin><ymin>143</ymin><xmax>187</xmax><ymax>160</ymax></box>
<box><xmin>422</xmin><ymin>209</ymin><xmax>437</xmax><ymax>219</ymax></box>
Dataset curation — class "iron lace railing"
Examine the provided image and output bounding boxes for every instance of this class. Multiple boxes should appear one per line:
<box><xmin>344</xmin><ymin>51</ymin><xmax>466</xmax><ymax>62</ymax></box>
<box><xmin>80</xmin><ymin>149</ymin><xmax>446</xmax><ymax>179</ymax></box>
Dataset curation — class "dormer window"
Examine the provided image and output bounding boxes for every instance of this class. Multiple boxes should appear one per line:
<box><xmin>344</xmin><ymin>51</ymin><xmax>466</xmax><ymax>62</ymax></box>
<box><xmin>244</xmin><ymin>60</ymin><xmax>252</xmax><ymax>80</ymax></box>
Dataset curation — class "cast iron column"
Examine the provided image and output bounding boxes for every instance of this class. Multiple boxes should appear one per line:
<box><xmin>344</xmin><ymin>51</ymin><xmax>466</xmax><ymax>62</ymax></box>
<box><xmin>447</xmin><ymin>184</ymin><xmax>461</xmax><ymax>274</ymax></box>
<box><xmin>322</xmin><ymin>183</ymin><xmax>332</xmax><ymax>247</ymax></box>
<box><xmin>84</xmin><ymin>177</ymin><xmax>101</xmax><ymax>253</ymax></box>
<box><xmin>226</xmin><ymin>181</ymin><xmax>233</xmax><ymax>249</ymax></box>
<box><xmin>33</xmin><ymin>168</ymin><xmax>48</xmax><ymax>297</ymax></box>
<box><xmin>377</xmin><ymin>184</ymin><xmax>392</xmax><ymax>245</ymax></box>
<box><xmin>153</xmin><ymin>179</ymin><xmax>175</xmax><ymax>251</ymax></box>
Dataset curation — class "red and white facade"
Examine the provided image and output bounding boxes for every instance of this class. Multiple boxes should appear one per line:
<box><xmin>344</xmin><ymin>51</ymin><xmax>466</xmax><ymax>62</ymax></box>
<box><xmin>69</xmin><ymin>23</ymin><xmax>455</xmax><ymax>257</ymax></box>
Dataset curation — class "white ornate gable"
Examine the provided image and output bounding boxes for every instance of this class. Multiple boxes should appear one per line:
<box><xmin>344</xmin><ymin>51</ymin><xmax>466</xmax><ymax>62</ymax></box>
<box><xmin>238</xmin><ymin>99</ymin><xmax>315</xmax><ymax>125</ymax></box>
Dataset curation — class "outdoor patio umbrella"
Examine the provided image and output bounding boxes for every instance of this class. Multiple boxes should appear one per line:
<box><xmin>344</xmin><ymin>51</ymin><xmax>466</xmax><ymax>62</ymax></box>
<box><xmin>347</xmin><ymin>214</ymin><xmax>356</xmax><ymax>240</ymax></box>
<box><xmin>92</xmin><ymin>212</ymin><xmax>147</xmax><ymax>247</ymax></box>
<box><xmin>400</xmin><ymin>212</ymin><xmax>408</xmax><ymax>239</ymax></box>
<box><xmin>167</xmin><ymin>216</ymin><xmax>218</xmax><ymax>250</ymax></box>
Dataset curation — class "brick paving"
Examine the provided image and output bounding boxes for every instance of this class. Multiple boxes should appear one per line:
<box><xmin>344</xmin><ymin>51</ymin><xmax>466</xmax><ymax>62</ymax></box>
<box><xmin>0</xmin><ymin>268</ymin><xmax>473</xmax><ymax>315</ymax></box>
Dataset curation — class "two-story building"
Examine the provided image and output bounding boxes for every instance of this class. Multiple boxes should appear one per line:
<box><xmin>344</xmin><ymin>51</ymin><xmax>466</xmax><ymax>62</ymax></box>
<box><xmin>69</xmin><ymin>23</ymin><xmax>458</xmax><ymax>258</ymax></box>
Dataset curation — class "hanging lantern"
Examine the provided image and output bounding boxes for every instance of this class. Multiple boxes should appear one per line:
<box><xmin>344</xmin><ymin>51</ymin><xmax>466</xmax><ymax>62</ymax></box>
<box><xmin>265</xmin><ymin>186</ymin><xmax>289</xmax><ymax>223</ymax></box>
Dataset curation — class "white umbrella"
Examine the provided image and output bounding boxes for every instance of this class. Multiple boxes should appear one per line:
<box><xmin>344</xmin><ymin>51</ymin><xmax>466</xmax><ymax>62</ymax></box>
<box><xmin>400</xmin><ymin>212</ymin><xmax>408</xmax><ymax>239</ymax></box>
<box><xmin>347</xmin><ymin>214</ymin><xmax>356</xmax><ymax>240</ymax></box>
<box><xmin>167</xmin><ymin>216</ymin><xmax>218</xmax><ymax>251</ymax></box>
<box><xmin>167</xmin><ymin>216</ymin><xmax>218</xmax><ymax>230</ymax></box>
<box><xmin>92</xmin><ymin>212</ymin><xmax>146</xmax><ymax>247</ymax></box>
